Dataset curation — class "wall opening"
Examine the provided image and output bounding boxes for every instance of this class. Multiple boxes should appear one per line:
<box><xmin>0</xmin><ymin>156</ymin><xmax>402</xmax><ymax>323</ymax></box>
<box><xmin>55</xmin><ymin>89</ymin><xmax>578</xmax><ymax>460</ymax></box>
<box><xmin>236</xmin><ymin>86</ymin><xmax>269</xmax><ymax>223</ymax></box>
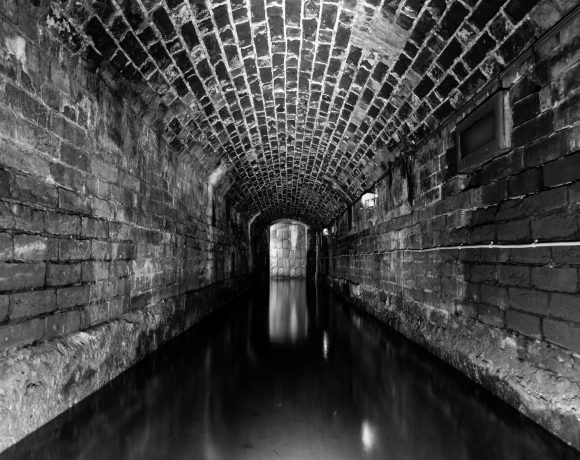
<box><xmin>269</xmin><ymin>220</ymin><xmax>308</xmax><ymax>278</ymax></box>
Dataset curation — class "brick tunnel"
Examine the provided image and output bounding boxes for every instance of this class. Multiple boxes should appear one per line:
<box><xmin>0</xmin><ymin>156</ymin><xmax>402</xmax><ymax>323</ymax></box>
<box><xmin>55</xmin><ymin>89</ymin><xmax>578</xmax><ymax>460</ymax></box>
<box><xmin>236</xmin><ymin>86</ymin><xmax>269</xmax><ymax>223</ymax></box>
<box><xmin>0</xmin><ymin>0</ymin><xmax>579</xmax><ymax>458</ymax></box>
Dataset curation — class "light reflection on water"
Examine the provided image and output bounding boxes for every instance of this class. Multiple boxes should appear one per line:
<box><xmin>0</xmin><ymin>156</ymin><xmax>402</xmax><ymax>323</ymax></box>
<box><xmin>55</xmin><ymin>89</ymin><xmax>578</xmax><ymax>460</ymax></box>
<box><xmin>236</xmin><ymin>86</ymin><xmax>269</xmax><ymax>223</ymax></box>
<box><xmin>268</xmin><ymin>279</ymin><xmax>308</xmax><ymax>344</ymax></box>
<box><xmin>1</xmin><ymin>281</ymin><xmax>579</xmax><ymax>460</ymax></box>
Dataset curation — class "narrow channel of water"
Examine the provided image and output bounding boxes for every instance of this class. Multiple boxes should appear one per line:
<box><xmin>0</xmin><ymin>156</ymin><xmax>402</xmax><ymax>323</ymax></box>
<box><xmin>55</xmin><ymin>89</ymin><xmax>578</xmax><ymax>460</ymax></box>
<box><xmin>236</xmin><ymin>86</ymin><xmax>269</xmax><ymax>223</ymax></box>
<box><xmin>2</xmin><ymin>279</ymin><xmax>578</xmax><ymax>460</ymax></box>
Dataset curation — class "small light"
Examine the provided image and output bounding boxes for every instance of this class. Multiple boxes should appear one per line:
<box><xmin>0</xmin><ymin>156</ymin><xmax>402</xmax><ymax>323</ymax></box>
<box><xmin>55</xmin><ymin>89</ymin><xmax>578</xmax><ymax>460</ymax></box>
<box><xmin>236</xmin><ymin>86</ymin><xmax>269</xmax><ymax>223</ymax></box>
<box><xmin>361</xmin><ymin>420</ymin><xmax>377</xmax><ymax>453</ymax></box>
<box><xmin>322</xmin><ymin>331</ymin><xmax>329</xmax><ymax>360</ymax></box>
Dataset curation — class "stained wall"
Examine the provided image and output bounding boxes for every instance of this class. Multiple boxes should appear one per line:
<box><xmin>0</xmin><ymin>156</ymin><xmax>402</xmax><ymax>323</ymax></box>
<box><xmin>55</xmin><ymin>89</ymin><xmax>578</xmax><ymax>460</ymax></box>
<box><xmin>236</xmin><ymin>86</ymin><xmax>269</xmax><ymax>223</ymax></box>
<box><xmin>319</xmin><ymin>10</ymin><xmax>580</xmax><ymax>450</ymax></box>
<box><xmin>0</xmin><ymin>2</ymin><xmax>251</xmax><ymax>451</ymax></box>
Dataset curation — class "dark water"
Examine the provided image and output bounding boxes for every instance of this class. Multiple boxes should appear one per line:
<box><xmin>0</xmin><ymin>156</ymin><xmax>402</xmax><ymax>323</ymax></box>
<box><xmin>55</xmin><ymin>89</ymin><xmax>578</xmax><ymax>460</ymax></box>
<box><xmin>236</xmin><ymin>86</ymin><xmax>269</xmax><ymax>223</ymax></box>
<box><xmin>2</xmin><ymin>280</ymin><xmax>579</xmax><ymax>460</ymax></box>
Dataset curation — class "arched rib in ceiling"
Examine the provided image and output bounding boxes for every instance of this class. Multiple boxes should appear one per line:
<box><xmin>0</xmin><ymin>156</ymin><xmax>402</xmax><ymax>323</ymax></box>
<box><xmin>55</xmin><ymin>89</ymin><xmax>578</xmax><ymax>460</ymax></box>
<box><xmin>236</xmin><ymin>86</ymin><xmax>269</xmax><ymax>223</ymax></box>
<box><xmin>53</xmin><ymin>0</ymin><xmax>551</xmax><ymax>228</ymax></box>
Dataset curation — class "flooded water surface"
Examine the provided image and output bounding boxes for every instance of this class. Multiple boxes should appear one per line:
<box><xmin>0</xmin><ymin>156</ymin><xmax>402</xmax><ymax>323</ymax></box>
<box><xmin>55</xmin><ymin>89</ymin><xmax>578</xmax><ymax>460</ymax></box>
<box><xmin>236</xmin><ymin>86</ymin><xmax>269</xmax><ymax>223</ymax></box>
<box><xmin>2</xmin><ymin>280</ymin><xmax>579</xmax><ymax>460</ymax></box>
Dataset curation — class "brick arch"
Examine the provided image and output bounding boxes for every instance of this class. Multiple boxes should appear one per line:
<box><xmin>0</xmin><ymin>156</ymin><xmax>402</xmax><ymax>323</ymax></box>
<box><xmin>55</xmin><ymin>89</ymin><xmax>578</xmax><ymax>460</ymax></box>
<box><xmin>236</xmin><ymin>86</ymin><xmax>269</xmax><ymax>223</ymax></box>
<box><xmin>55</xmin><ymin>0</ymin><xmax>563</xmax><ymax>224</ymax></box>
<box><xmin>232</xmin><ymin>179</ymin><xmax>347</xmax><ymax>228</ymax></box>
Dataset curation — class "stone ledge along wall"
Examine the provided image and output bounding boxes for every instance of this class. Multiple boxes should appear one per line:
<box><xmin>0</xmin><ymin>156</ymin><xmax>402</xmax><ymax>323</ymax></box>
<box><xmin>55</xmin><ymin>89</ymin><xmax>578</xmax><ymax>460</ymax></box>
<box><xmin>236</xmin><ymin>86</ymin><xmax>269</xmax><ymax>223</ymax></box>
<box><xmin>319</xmin><ymin>9</ymin><xmax>580</xmax><ymax>451</ymax></box>
<box><xmin>0</xmin><ymin>2</ymin><xmax>251</xmax><ymax>452</ymax></box>
<box><xmin>269</xmin><ymin>221</ymin><xmax>307</xmax><ymax>278</ymax></box>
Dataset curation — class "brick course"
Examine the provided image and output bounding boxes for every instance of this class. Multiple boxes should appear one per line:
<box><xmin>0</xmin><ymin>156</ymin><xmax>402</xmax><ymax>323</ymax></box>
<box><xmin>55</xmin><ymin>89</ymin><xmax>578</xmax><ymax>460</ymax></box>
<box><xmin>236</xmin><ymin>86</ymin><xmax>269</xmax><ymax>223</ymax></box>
<box><xmin>0</xmin><ymin>13</ymin><xmax>252</xmax><ymax>350</ymax></box>
<box><xmin>37</xmin><ymin>0</ymin><xmax>573</xmax><ymax>229</ymax></box>
<box><xmin>0</xmin><ymin>0</ymin><xmax>578</xmax><ymax>454</ymax></box>
<box><xmin>318</xmin><ymin>9</ymin><xmax>580</xmax><ymax>450</ymax></box>
<box><xmin>0</xmin><ymin>1</ymin><xmax>253</xmax><ymax>450</ymax></box>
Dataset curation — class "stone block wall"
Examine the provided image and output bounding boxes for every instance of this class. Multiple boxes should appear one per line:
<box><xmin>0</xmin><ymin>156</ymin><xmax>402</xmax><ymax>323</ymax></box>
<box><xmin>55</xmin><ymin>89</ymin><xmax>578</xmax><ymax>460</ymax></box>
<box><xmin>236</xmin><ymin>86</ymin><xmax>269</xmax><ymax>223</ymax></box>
<box><xmin>269</xmin><ymin>221</ymin><xmax>307</xmax><ymax>278</ymax></box>
<box><xmin>0</xmin><ymin>2</ymin><xmax>250</xmax><ymax>451</ymax></box>
<box><xmin>319</xmin><ymin>10</ymin><xmax>580</xmax><ymax>451</ymax></box>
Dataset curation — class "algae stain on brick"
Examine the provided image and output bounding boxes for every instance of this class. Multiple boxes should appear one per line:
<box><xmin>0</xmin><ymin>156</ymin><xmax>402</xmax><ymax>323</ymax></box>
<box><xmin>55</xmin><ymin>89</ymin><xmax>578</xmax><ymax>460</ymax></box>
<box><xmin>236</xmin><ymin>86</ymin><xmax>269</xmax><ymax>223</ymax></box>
<box><xmin>4</xmin><ymin>36</ymin><xmax>26</xmax><ymax>65</ymax></box>
<box><xmin>350</xmin><ymin>4</ymin><xmax>410</xmax><ymax>66</ymax></box>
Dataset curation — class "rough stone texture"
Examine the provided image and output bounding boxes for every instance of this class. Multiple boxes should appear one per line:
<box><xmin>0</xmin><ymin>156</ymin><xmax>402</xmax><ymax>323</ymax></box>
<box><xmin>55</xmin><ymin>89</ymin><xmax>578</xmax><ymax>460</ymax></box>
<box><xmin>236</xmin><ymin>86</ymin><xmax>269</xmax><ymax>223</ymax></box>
<box><xmin>0</xmin><ymin>1</ymin><xmax>251</xmax><ymax>451</ymax></box>
<box><xmin>318</xmin><ymin>9</ymin><xmax>580</xmax><ymax>450</ymax></box>
<box><xmin>44</xmin><ymin>0</ymin><xmax>576</xmax><ymax>228</ymax></box>
<box><xmin>0</xmin><ymin>277</ymin><xmax>248</xmax><ymax>451</ymax></box>
<box><xmin>269</xmin><ymin>221</ymin><xmax>307</xmax><ymax>278</ymax></box>
<box><xmin>0</xmin><ymin>0</ymin><xmax>579</xmax><ymax>455</ymax></box>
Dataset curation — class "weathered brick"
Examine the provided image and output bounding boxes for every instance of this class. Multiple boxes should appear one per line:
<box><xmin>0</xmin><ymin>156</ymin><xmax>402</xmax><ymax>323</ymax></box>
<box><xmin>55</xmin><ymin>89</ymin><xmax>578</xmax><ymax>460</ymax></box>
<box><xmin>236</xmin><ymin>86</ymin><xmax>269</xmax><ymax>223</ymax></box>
<box><xmin>513</xmin><ymin>93</ymin><xmax>540</xmax><ymax>127</ymax></box>
<box><xmin>496</xmin><ymin>199</ymin><xmax>525</xmax><ymax>222</ymax></box>
<box><xmin>0</xmin><ymin>294</ymin><xmax>8</xmax><ymax>321</ymax></box>
<box><xmin>512</xmin><ymin>111</ymin><xmax>553</xmax><ymax>148</ymax></box>
<box><xmin>58</xmin><ymin>239</ymin><xmax>90</xmax><ymax>261</ymax></box>
<box><xmin>81</xmin><ymin>217</ymin><xmax>109</xmax><ymax>239</ymax></box>
<box><xmin>60</xmin><ymin>143</ymin><xmax>90</xmax><ymax>172</ymax></box>
<box><xmin>46</xmin><ymin>212</ymin><xmax>81</xmax><ymax>236</ymax></box>
<box><xmin>4</xmin><ymin>83</ymin><xmax>48</xmax><ymax>127</ymax></box>
<box><xmin>509</xmin><ymin>247</ymin><xmax>550</xmax><ymax>264</ymax></box>
<box><xmin>0</xmin><ymin>318</ymin><xmax>44</xmax><ymax>350</ymax></box>
<box><xmin>511</xmin><ymin>74</ymin><xmax>541</xmax><ymax>103</ymax></box>
<box><xmin>468</xmin><ymin>0</ymin><xmax>504</xmax><ymax>30</ymax></box>
<box><xmin>543</xmin><ymin>151</ymin><xmax>580</xmax><ymax>187</ymax></box>
<box><xmin>531</xmin><ymin>212</ymin><xmax>578</xmax><ymax>240</ymax></box>
<box><xmin>437</xmin><ymin>1</ymin><xmax>469</xmax><ymax>40</ymax></box>
<box><xmin>455</xmin><ymin>300</ymin><xmax>478</xmax><ymax>317</ymax></box>
<box><xmin>9</xmin><ymin>203</ymin><xmax>44</xmax><ymax>234</ymax></box>
<box><xmin>0</xmin><ymin>262</ymin><xmax>46</xmax><ymax>291</ymax></box>
<box><xmin>543</xmin><ymin>319</ymin><xmax>580</xmax><ymax>352</ymax></box>
<box><xmin>13</xmin><ymin>235</ymin><xmax>57</xmax><ymax>261</ymax></box>
<box><xmin>108</xmin><ymin>296</ymin><xmax>127</xmax><ymax>319</ymax></box>
<box><xmin>46</xmin><ymin>263</ymin><xmax>82</xmax><ymax>286</ymax></box>
<box><xmin>505</xmin><ymin>0</ymin><xmax>540</xmax><ymax>22</ymax></box>
<box><xmin>0</xmin><ymin>233</ymin><xmax>13</xmax><ymax>260</ymax></box>
<box><xmin>464</xmin><ymin>33</ymin><xmax>496</xmax><ymax>70</ymax></box>
<box><xmin>45</xmin><ymin>310</ymin><xmax>81</xmax><ymax>339</ymax></box>
<box><xmin>81</xmin><ymin>301</ymin><xmax>109</xmax><ymax>328</ymax></box>
<box><xmin>551</xmin><ymin>246</ymin><xmax>580</xmax><ymax>266</ymax></box>
<box><xmin>12</xmin><ymin>174</ymin><xmax>58</xmax><ymax>208</ymax></box>
<box><xmin>506</xmin><ymin>310</ymin><xmax>541</xmax><ymax>338</ymax></box>
<box><xmin>59</xmin><ymin>189</ymin><xmax>92</xmax><ymax>214</ymax></box>
<box><xmin>498</xmin><ymin>265</ymin><xmax>530</xmax><ymax>287</ymax></box>
<box><xmin>91</xmin><ymin>240</ymin><xmax>112</xmax><ymax>260</ymax></box>
<box><xmin>478</xmin><ymin>304</ymin><xmax>505</xmax><ymax>327</ymax></box>
<box><xmin>481</xmin><ymin>284</ymin><xmax>509</xmax><ymax>308</ymax></box>
<box><xmin>497</xmin><ymin>219</ymin><xmax>530</xmax><ymax>242</ymax></box>
<box><xmin>507</xmin><ymin>168</ymin><xmax>542</xmax><ymax>198</ymax></box>
<box><xmin>522</xmin><ymin>187</ymin><xmax>567</xmax><ymax>217</ymax></box>
<box><xmin>523</xmin><ymin>130</ymin><xmax>571</xmax><ymax>168</ymax></box>
<box><xmin>497</xmin><ymin>20</ymin><xmax>536</xmax><ymax>63</ymax></box>
<box><xmin>549</xmin><ymin>293</ymin><xmax>580</xmax><ymax>324</ymax></box>
<box><xmin>481</xmin><ymin>180</ymin><xmax>507</xmax><ymax>205</ymax></box>
<box><xmin>82</xmin><ymin>261</ymin><xmax>110</xmax><ymax>282</ymax></box>
<box><xmin>509</xmin><ymin>287</ymin><xmax>549</xmax><ymax>315</ymax></box>
<box><xmin>56</xmin><ymin>285</ymin><xmax>89</xmax><ymax>309</ymax></box>
<box><xmin>10</xmin><ymin>289</ymin><xmax>56</xmax><ymax>319</ymax></box>
<box><xmin>531</xmin><ymin>267</ymin><xmax>578</xmax><ymax>293</ymax></box>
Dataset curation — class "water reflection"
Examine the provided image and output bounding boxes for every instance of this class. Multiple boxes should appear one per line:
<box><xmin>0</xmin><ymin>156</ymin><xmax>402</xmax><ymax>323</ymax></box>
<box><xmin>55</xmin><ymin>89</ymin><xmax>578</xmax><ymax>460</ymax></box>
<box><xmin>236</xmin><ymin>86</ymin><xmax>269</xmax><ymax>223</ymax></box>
<box><xmin>2</xmin><ymin>282</ymin><xmax>579</xmax><ymax>460</ymax></box>
<box><xmin>268</xmin><ymin>279</ymin><xmax>308</xmax><ymax>344</ymax></box>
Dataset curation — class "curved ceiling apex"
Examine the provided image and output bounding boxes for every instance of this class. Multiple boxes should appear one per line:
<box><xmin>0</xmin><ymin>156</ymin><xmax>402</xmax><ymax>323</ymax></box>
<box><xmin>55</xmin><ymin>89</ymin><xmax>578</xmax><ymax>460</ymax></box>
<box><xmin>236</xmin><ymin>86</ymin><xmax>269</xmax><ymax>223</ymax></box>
<box><xmin>52</xmin><ymin>0</ymin><xmax>553</xmax><ymax>225</ymax></box>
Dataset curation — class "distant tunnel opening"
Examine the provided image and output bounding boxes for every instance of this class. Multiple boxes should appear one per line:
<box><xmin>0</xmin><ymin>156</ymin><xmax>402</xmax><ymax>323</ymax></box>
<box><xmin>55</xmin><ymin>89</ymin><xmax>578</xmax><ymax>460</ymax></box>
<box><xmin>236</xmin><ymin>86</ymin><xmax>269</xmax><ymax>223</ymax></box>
<box><xmin>269</xmin><ymin>220</ymin><xmax>308</xmax><ymax>278</ymax></box>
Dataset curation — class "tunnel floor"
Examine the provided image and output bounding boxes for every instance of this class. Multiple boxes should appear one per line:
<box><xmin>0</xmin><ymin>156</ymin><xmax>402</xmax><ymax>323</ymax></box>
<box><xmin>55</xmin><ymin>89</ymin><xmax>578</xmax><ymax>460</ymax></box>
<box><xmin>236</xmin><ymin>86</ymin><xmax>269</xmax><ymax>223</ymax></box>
<box><xmin>2</xmin><ymin>280</ymin><xmax>579</xmax><ymax>460</ymax></box>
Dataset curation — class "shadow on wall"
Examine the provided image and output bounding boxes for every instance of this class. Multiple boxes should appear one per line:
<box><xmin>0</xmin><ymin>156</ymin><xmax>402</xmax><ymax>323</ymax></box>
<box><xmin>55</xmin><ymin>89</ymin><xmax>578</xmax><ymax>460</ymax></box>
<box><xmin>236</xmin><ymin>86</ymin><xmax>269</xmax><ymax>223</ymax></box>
<box><xmin>269</xmin><ymin>220</ymin><xmax>308</xmax><ymax>278</ymax></box>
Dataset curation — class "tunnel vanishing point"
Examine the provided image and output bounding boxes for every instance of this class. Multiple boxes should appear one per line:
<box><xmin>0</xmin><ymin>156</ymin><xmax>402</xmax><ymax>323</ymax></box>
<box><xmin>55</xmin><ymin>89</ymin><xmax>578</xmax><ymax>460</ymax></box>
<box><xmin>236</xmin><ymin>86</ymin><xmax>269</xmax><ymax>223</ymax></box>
<box><xmin>0</xmin><ymin>0</ymin><xmax>579</xmax><ymax>454</ymax></box>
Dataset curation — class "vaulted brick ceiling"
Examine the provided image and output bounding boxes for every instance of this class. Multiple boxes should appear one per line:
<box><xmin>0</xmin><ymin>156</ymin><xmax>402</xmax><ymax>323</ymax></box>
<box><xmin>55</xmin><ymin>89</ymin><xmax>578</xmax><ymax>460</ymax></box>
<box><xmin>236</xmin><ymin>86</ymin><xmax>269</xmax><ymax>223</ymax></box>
<box><xmin>53</xmin><ymin>0</ymin><xmax>546</xmax><ymax>227</ymax></box>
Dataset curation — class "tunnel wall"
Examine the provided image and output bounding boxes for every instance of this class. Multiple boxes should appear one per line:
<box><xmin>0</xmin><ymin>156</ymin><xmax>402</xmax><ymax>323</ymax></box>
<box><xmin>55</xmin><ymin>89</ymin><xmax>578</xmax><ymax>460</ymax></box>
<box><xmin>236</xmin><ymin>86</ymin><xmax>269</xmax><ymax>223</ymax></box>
<box><xmin>0</xmin><ymin>3</ymin><xmax>251</xmax><ymax>451</ymax></box>
<box><xmin>269</xmin><ymin>221</ymin><xmax>308</xmax><ymax>278</ymax></box>
<box><xmin>319</xmin><ymin>11</ymin><xmax>580</xmax><ymax>451</ymax></box>
<box><xmin>251</xmin><ymin>222</ymin><xmax>270</xmax><ymax>279</ymax></box>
